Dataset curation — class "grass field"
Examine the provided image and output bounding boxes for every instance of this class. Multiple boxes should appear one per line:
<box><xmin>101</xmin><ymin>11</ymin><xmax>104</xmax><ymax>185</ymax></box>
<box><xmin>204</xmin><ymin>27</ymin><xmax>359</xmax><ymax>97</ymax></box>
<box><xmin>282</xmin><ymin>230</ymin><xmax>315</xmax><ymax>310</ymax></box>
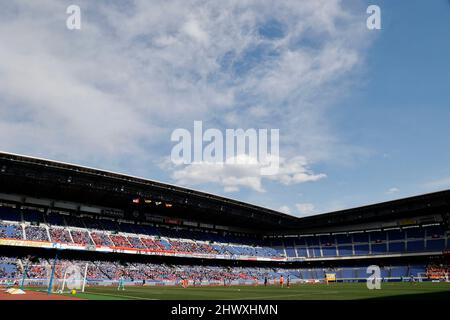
<box><xmin>48</xmin><ymin>282</ymin><xmax>450</xmax><ymax>300</ymax></box>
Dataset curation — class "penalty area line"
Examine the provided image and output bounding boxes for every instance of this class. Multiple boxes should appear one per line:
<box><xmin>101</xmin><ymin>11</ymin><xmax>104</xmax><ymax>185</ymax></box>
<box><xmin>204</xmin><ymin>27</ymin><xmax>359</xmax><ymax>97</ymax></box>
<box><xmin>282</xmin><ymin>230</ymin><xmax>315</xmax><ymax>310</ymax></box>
<box><xmin>83</xmin><ymin>291</ymin><xmax>159</xmax><ymax>300</ymax></box>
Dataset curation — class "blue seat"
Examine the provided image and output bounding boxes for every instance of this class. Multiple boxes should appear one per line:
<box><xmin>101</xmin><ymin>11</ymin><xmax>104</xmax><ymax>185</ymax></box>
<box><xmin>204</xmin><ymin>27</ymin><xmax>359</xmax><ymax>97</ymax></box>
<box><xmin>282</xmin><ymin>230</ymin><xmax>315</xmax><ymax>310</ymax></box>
<box><xmin>285</xmin><ymin>247</ymin><xmax>296</xmax><ymax>257</ymax></box>
<box><xmin>314</xmin><ymin>269</ymin><xmax>325</xmax><ymax>279</ymax></box>
<box><xmin>380</xmin><ymin>268</ymin><xmax>389</xmax><ymax>278</ymax></box>
<box><xmin>46</xmin><ymin>213</ymin><xmax>66</xmax><ymax>226</ymax></box>
<box><xmin>388</xmin><ymin>242</ymin><xmax>405</xmax><ymax>253</ymax></box>
<box><xmin>407</xmin><ymin>240</ymin><xmax>425</xmax><ymax>252</ymax></box>
<box><xmin>355</xmin><ymin>268</ymin><xmax>367</xmax><ymax>278</ymax></box>
<box><xmin>296</xmin><ymin>247</ymin><xmax>308</xmax><ymax>257</ymax></box>
<box><xmin>0</xmin><ymin>223</ymin><xmax>23</xmax><ymax>239</ymax></box>
<box><xmin>426</xmin><ymin>239</ymin><xmax>445</xmax><ymax>251</ymax></box>
<box><xmin>322</xmin><ymin>247</ymin><xmax>337</xmax><ymax>256</ymax></box>
<box><xmin>409</xmin><ymin>265</ymin><xmax>426</xmax><ymax>276</ymax></box>
<box><xmin>341</xmin><ymin>268</ymin><xmax>354</xmax><ymax>279</ymax></box>
<box><xmin>301</xmin><ymin>270</ymin><xmax>311</xmax><ymax>279</ymax></box>
<box><xmin>311</xmin><ymin>247</ymin><xmax>321</xmax><ymax>257</ymax></box>
<box><xmin>391</xmin><ymin>267</ymin><xmax>407</xmax><ymax>277</ymax></box>
<box><xmin>22</xmin><ymin>210</ymin><xmax>44</xmax><ymax>223</ymax></box>
<box><xmin>371</xmin><ymin>243</ymin><xmax>387</xmax><ymax>254</ymax></box>
<box><xmin>354</xmin><ymin>245</ymin><xmax>369</xmax><ymax>255</ymax></box>
<box><xmin>338</xmin><ymin>246</ymin><xmax>353</xmax><ymax>256</ymax></box>
<box><xmin>0</xmin><ymin>207</ymin><xmax>21</xmax><ymax>222</ymax></box>
<box><xmin>159</xmin><ymin>239</ymin><xmax>172</xmax><ymax>250</ymax></box>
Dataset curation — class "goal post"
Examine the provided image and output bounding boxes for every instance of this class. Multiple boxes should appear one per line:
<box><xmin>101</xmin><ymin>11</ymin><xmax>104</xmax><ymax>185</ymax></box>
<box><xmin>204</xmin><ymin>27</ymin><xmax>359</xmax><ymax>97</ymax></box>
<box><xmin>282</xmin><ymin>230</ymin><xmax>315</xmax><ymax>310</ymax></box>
<box><xmin>0</xmin><ymin>257</ymin><xmax>88</xmax><ymax>293</ymax></box>
<box><xmin>46</xmin><ymin>261</ymin><xmax>89</xmax><ymax>294</ymax></box>
<box><xmin>47</xmin><ymin>254</ymin><xmax>58</xmax><ymax>295</ymax></box>
<box><xmin>81</xmin><ymin>263</ymin><xmax>88</xmax><ymax>293</ymax></box>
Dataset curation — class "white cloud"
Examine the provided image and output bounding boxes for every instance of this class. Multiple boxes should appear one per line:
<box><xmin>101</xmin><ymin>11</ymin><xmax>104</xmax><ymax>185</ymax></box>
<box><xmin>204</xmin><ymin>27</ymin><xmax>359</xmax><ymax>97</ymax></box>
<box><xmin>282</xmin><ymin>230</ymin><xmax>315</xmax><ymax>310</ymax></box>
<box><xmin>295</xmin><ymin>203</ymin><xmax>316</xmax><ymax>216</ymax></box>
<box><xmin>278</xmin><ymin>205</ymin><xmax>291</xmax><ymax>214</ymax></box>
<box><xmin>167</xmin><ymin>154</ymin><xmax>325</xmax><ymax>192</ymax></box>
<box><xmin>172</xmin><ymin>161</ymin><xmax>266</xmax><ymax>193</ymax></box>
<box><xmin>386</xmin><ymin>187</ymin><xmax>400</xmax><ymax>195</ymax></box>
<box><xmin>182</xmin><ymin>18</ymin><xmax>209</xmax><ymax>44</ymax></box>
<box><xmin>267</xmin><ymin>156</ymin><xmax>326</xmax><ymax>185</ymax></box>
<box><xmin>0</xmin><ymin>0</ymin><xmax>372</xmax><ymax>188</ymax></box>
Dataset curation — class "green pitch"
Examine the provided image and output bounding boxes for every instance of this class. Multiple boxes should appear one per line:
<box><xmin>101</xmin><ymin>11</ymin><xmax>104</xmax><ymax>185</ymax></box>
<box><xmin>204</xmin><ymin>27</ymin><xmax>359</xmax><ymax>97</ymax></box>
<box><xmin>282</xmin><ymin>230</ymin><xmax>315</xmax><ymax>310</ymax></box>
<box><xmin>59</xmin><ymin>282</ymin><xmax>450</xmax><ymax>300</ymax></box>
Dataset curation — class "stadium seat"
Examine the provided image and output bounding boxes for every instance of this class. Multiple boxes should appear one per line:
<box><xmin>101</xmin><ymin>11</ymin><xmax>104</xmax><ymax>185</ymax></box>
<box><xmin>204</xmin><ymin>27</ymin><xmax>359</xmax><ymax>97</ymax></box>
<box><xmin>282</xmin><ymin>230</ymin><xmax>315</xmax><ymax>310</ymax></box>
<box><xmin>337</xmin><ymin>246</ymin><xmax>353</xmax><ymax>256</ymax></box>
<box><xmin>387</xmin><ymin>229</ymin><xmax>405</xmax><ymax>241</ymax></box>
<box><xmin>0</xmin><ymin>223</ymin><xmax>23</xmax><ymax>240</ymax></box>
<box><xmin>407</xmin><ymin>240</ymin><xmax>425</xmax><ymax>252</ymax></box>
<box><xmin>371</xmin><ymin>243</ymin><xmax>387</xmax><ymax>254</ymax></box>
<box><xmin>354</xmin><ymin>245</ymin><xmax>369</xmax><ymax>255</ymax></box>
<box><xmin>388</xmin><ymin>242</ymin><xmax>405</xmax><ymax>253</ymax></box>
<box><xmin>426</xmin><ymin>239</ymin><xmax>445</xmax><ymax>251</ymax></box>
<box><xmin>0</xmin><ymin>207</ymin><xmax>22</xmax><ymax>222</ymax></box>
<box><xmin>25</xmin><ymin>226</ymin><xmax>49</xmax><ymax>241</ymax></box>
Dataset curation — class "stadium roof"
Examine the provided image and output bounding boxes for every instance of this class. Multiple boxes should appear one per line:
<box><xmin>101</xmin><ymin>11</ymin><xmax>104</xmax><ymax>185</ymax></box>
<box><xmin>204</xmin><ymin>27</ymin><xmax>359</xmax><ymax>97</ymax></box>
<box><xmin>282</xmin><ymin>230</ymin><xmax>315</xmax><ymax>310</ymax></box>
<box><xmin>0</xmin><ymin>151</ymin><xmax>298</xmax><ymax>231</ymax></box>
<box><xmin>289</xmin><ymin>189</ymin><xmax>450</xmax><ymax>234</ymax></box>
<box><xmin>0</xmin><ymin>151</ymin><xmax>449</xmax><ymax>233</ymax></box>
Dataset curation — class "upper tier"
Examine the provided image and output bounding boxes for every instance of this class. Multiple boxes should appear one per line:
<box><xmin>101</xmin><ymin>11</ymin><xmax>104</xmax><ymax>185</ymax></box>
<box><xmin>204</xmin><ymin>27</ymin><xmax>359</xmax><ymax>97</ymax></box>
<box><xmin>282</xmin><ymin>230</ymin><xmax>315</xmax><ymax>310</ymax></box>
<box><xmin>0</xmin><ymin>206</ymin><xmax>448</xmax><ymax>262</ymax></box>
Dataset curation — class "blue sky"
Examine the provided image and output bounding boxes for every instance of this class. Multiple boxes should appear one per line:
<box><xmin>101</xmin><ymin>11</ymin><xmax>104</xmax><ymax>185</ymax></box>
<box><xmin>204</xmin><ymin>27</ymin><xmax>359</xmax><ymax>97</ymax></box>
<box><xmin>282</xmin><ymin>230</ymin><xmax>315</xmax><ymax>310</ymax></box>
<box><xmin>307</xmin><ymin>0</ymin><xmax>450</xmax><ymax>213</ymax></box>
<box><xmin>0</xmin><ymin>1</ymin><xmax>449</xmax><ymax>217</ymax></box>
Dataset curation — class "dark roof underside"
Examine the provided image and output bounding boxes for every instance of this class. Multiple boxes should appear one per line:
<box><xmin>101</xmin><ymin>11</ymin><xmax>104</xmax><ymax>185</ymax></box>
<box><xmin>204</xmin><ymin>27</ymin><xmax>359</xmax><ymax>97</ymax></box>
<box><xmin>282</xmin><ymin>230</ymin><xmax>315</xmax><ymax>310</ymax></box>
<box><xmin>0</xmin><ymin>152</ymin><xmax>449</xmax><ymax>233</ymax></box>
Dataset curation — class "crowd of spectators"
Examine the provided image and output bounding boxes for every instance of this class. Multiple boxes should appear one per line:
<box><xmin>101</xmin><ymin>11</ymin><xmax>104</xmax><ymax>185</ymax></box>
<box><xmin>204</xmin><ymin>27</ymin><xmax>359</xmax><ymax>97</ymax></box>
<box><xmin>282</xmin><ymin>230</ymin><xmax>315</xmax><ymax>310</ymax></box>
<box><xmin>71</xmin><ymin>230</ymin><xmax>94</xmax><ymax>245</ymax></box>
<box><xmin>0</xmin><ymin>221</ymin><xmax>282</xmax><ymax>257</ymax></box>
<box><xmin>427</xmin><ymin>261</ymin><xmax>450</xmax><ymax>280</ymax></box>
<box><xmin>140</xmin><ymin>238</ymin><xmax>166</xmax><ymax>250</ymax></box>
<box><xmin>49</xmin><ymin>227</ymin><xmax>73</xmax><ymax>244</ymax></box>
<box><xmin>24</xmin><ymin>226</ymin><xmax>49</xmax><ymax>241</ymax></box>
<box><xmin>0</xmin><ymin>222</ymin><xmax>22</xmax><ymax>240</ymax></box>
<box><xmin>2</xmin><ymin>255</ymin><xmax>442</xmax><ymax>286</ymax></box>
<box><xmin>1</xmin><ymin>209</ymin><xmax>284</xmax><ymax>258</ymax></box>
<box><xmin>109</xmin><ymin>235</ymin><xmax>131</xmax><ymax>248</ymax></box>
<box><xmin>0</xmin><ymin>257</ymin><xmax>18</xmax><ymax>279</ymax></box>
<box><xmin>195</xmin><ymin>243</ymin><xmax>219</xmax><ymax>254</ymax></box>
<box><xmin>90</xmin><ymin>232</ymin><xmax>114</xmax><ymax>247</ymax></box>
<box><xmin>127</xmin><ymin>236</ymin><xmax>147</xmax><ymax>249</ymax></box>
<box><xmin>91</xmin><ymin>261</ymin><xmax>275</xmax><ymax>282</ymax></box>
<box><xmin>0</xmin><ymin>256</ymin><xmax>285</xmax><ymax>283</ymax></box>
<box><xmin>168</xmin><ymin>240</ymin><xmax>217</xmax><ymax>254</ymax></box>
<box><xmin>27</xmin><ymin>264</ymin><xmax>47</xmax><ymax>278</ymax></box>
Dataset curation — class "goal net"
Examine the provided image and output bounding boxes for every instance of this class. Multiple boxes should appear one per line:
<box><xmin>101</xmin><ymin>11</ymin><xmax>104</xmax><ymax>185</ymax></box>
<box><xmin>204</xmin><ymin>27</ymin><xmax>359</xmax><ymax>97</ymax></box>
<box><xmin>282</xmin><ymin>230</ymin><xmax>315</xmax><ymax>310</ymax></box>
<box><xmin>16</xmin><ymin>258</ymin><xmax>88</xmax><ymax>294</ymax></box>
<box><xmin>52</xmin><ymin>261</ymin><xmax>88</xmax><ymax>293</ymax></box>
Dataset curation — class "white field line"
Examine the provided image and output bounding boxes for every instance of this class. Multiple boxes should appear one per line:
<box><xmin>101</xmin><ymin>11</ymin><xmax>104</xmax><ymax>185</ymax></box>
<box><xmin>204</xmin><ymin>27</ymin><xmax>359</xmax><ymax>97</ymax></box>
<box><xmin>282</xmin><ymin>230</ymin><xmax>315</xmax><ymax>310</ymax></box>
<box><xmin>83</xmin><ymin>291</ymin><xmax>159</xmax><ymax>300</ymax></box>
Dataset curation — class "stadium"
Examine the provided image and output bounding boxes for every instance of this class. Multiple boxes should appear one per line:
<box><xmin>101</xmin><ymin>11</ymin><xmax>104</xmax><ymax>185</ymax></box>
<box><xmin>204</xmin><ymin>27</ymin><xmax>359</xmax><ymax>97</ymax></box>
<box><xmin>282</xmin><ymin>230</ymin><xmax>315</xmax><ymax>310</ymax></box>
<box><xmin>0</xmin><ymin>151</ymin><xmax>449</xmax><ymax>300</ymax></box>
